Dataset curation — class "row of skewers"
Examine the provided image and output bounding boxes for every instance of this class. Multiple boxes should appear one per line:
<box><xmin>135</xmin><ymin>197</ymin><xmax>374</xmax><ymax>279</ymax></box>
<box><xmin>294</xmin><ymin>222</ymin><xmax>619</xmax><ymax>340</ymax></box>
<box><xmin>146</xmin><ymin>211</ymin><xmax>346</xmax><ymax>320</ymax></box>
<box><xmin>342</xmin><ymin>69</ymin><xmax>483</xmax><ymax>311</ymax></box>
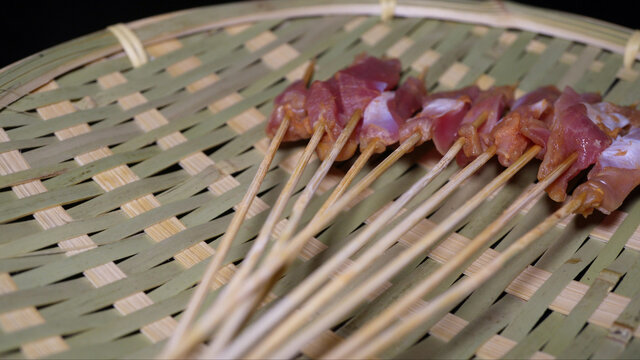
<box><xmin>159</xmin><ymin>54</ymin><xmax>640</xmax><ymax>359</ymax></box>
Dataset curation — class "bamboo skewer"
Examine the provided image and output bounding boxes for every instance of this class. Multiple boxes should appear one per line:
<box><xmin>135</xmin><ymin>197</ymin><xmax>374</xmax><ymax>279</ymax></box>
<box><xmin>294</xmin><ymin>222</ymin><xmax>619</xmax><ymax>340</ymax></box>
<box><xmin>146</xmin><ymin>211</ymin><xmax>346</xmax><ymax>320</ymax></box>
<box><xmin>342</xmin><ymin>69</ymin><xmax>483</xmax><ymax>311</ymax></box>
<box><xmin>326</xmin><ymin>150</ymin><xmax>579</xmax><ymax>359</ymax></box>
<box><xmin>267</xmin><ymin>110</ymin><xmax>362</xmax><ymax>258</ymax></box>
<box><xmin>301</xmin><ymin>59</ymin><xmax>316</xmax><ymax>87</ymax></box>
<box><xmin>164</xmin><ymin>111</ymin><xmax>361</xmax><ymax>359</ymax></box>
<box><xmin>213</xmin><ymin>116</ymin><xmax>488</xmax><ymax>359</ymax></box>
<box><xmin>160</xmin><ymin>61</ymin><xmax>317</xmax><ymax>360</ymax></box>
<box><xmin>173</xmin><ymin>132</ymin><xmax>420</xmax><ymax>359</ymax></box>
<box><xmin>239</xmin><ymin>114</ymin><xmax>488</xmax><ymax>297</ymax></box>
<box><xmin>237</xmin><ymin>133</ymin><xmax>421</xmax><ymax>295</ymax></box>
<box><xmin>159</xmin><ymin>114</ymin><xmax>291</xmax><ymax>358</ymax></box>
<box><xmin>205</xmin><ymin>139</ymin><xmax>380</xmax><ymax>356</ymax></box>
<box><xmin>351</xmin><ymin>192</ymin><xmax>587</xmax><ymax>359</ymax></box>
<box><xmin>259</xmin><ymin>144</ymin><xmax>543</xmax><ymax>359</ymax></box>
<box><xmin>160</xmin><ymin>125</ymin><xmax>325</xmax><ymax>360</ymax></box>
<box><xmin>206</xmin><ymin>110</ymin><xmax>362</xmax><ymax>352</ymax></box>
<box><xmin>315</xmin><ymin>140</ymin><xmax>378</xmax><ymax>216</ymax></box>
<box><xmin>214</xmin><ymin>135</ymin><xmax>465</xmax><ymax>359</ymax></box>
<box><xmin>246</xmin><ymin>144</ymin><xmax>503</xmax><ymax>359</ymax></box>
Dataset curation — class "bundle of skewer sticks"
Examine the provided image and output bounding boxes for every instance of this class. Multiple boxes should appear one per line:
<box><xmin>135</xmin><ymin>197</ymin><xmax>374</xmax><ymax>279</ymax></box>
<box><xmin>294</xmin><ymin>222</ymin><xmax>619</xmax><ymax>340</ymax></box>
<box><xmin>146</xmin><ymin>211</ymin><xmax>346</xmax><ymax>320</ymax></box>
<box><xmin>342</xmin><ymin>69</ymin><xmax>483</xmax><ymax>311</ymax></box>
<box><xmin>158</xmin><ymin>55</ymin><xmax>640</xmax><ymax>359</ymax></box>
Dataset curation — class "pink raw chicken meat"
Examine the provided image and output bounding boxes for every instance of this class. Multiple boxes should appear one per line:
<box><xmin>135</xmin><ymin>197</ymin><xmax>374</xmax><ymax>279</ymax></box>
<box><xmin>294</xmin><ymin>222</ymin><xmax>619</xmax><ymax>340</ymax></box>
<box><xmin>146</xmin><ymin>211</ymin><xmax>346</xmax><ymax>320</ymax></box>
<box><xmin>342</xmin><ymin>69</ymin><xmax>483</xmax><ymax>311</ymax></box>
<box><xmin>266</xmin><ymin>80</ymin><xmax>312</xmax><ymax>142</ymax></box>
<box><xmin>360</xmin><ymin>77</ymin><xmax>427</xmax><ymax>153</ymax></box>
<box><xmin>456</xmin><ymin>86</ymin><xmax>515</xmax><ymax>165</ymax></box>
<box><xmin>520</xmin><ymin>89</ymin><xmax>603</xmax><ymax>157</ymax></box>
<box><xmin>399</xmin><ymin>86</ymin><xmax>479</xmax><ymax>154</ymax></box>
<box><xmin>492</xmin><ymin>85</ymin><xmax>561</xmax><ymax>166</ymax></box>
<box><xmin>574</xmin><ymin>127</ymin><xmax>640</xmax><ymax>216</ymax></box>
<box><xmin>538</xmin><ymin>87</ymin><xmax>612</xmax><ymax>202</ymax></box>
<box><xmin>309</xmin><ymin>55</ymin><xmax>401</xmax><ymax>161</ymax></box>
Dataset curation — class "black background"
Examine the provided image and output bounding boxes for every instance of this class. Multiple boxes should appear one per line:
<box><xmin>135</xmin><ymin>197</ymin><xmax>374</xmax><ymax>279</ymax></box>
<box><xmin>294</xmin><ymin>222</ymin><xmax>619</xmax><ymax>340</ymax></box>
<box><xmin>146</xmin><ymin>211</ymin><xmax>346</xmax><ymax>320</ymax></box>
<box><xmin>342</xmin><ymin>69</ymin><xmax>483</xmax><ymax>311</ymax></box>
<box><xmin>1</xmin><ymin>1</ymin><xmax>636</xmax><ymax>67</ymax></box>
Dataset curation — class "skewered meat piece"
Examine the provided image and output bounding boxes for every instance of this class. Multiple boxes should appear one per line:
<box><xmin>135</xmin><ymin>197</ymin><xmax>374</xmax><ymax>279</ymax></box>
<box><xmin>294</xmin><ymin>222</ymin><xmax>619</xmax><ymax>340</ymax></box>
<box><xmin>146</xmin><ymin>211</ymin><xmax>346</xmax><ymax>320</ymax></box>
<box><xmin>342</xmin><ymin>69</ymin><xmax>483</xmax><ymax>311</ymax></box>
<box><xmin>266</xmin><ymin>80</ymin><xmax>312</xmax><ymax>142</ymax></box>
<box><xmin>492</xmin><ymin>85</ymin><xmax>561</xmax><ymax>166</ymax></box>
<box><xmin>574</xmin><ymin>127</ymin><xmax>640</xmax><ymax>216</ymax></box>
<box><xmin>310</xmin><ymin>56</ymin><xmax>402</xmax><ymax>161</ymax></box>
<box><xmin>360</xmin><ymin>77</ymin><xmax>427</xmax><ymax>153</ymax></box>
<box><xmin>341</xmin><ymin>54</ymin><xmax>403</xmax><ymax>92</ymax></box>
<box><xmin>456</xmin><ymin>85</ymin><xmax>515</xmax><ymax>165</ymax></box>
<box><xmin>538</xmin><ymin>87</ymin><xmax>613</xmax><ymax>202</ymax></box>
<box><xmin>582</xmin><ymin>101</ymin><xmax>640</xmax><ymax>137</ymax></box>
<box><xmin>399</xmin><ymin>86</ymin><xmax>480</xmax><ymax>154</ymax></box>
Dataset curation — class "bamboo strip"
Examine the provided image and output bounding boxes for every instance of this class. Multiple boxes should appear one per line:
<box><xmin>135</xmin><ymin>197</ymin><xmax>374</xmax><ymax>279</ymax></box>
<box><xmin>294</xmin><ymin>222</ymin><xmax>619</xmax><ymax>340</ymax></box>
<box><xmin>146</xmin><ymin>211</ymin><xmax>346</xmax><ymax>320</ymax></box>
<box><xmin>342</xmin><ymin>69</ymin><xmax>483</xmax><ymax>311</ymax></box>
<box><xmin>0</xmin><ymin>273</ymin><xmax>68</xmax><ymax>359</ymax></box>
<box><xmin>326</xmin><ymin>147</ymin><xmax>571</xmax><ymax>358</ymax></box>
<box><xmin>3</xmin><ymin>0</ymin><xmax>640</xmax><ymax>112</ymax></box>
<box><xmin>35</xmin><ymin>81</ymin><xmax>180</xmax><ymax>343</ymax></box>
<box><xmin>543</xmin><ymin>252</ymin><xmax>634</xmax><ymax>356</ymax></box>
<box><xmin>352</xmin><ymin>195</ymin><xmax>585</xmax><ymax>359</ymax></box>
<box><xmin>375</xmin><ymin>216</ymin><xmax>639</xmax><ymax>340</ymax></box>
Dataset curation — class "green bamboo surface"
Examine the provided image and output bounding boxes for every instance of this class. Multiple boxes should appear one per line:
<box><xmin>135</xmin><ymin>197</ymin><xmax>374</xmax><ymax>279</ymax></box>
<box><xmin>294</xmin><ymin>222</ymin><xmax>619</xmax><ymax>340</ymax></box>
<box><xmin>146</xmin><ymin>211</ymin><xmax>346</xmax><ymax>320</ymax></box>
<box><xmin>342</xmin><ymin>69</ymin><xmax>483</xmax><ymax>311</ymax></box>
<box><xmin>1</xmin><ymin>1</ymin><xmax>640</xmax><ymax>359</ymax></box>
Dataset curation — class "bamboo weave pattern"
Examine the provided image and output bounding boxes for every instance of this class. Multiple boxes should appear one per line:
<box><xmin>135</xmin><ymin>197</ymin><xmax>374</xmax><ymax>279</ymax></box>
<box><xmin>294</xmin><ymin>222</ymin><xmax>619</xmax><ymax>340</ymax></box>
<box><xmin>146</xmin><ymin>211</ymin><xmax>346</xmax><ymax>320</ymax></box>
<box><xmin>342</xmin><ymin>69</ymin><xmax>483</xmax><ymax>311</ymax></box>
<box><xmin>1</xmin><ymin>2</ymin><xmax>640</xmax><ymax>359</ymax></box>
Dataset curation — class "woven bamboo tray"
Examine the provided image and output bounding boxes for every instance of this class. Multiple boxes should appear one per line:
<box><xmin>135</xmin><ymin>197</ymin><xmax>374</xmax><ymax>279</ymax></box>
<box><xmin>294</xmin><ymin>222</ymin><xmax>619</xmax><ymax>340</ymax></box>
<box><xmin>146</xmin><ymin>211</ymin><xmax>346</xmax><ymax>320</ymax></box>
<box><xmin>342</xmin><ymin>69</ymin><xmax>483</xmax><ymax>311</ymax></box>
<box><xmin>2</xmin><ymin>1</ymin><xmax>640</xmax><ymax>358</ymax></box>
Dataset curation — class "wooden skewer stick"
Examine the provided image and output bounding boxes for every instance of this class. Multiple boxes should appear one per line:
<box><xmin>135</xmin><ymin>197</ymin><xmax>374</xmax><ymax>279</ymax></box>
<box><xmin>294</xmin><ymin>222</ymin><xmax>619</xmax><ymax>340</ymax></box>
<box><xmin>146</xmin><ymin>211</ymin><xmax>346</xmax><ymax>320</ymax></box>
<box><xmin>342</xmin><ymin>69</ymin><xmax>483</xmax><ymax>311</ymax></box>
<box><xmin>190</xmin><ymin>132</ymin><xmax>419</xmax><ymax>359</ymax></box>
<box><xmin>315</xmin><ymin>139</ymin><xmax>378</xmax><ymax>216</ymax></box>
<box><xmin>206</xmin><ymin>110</ymin><xmax>362</xmax><ymax>352</ymax></box>
<box><xmin>327</xmin><ymin>150</ymin><xmax>578</xmax><ymax>359</ymax></box>
<box><xmin>315</xmin><ymin>66</ymin><xmax>429</xmax><ymax>217</ymax></box>
<box><xmin>245</xmin><ymin>113</ymin><xmax>488</xmax><ymax>296</ymax></box>
<box><xmin>352</xmin><ymin>192</ymin><xmax>586</xmax><ymax>359</ymax></box>
<box><xmin>247</xmin><ymin>144</ymin><xmax>503</xmax><ymax>359</ymax></box>
<box><xmin>159</xmin><ymin>114</ymin><xmax>291</xmax><ymax>358</ymax></box>
<box><xmin>261</xmin><ymin>144</ymin><xmax>541</xmax><ymax>360</ymax></box>
<box><xmin>214</xmin><ymin>114</ymin><xmax>489</xmax><ymax>359</ymax></box>
<box><xmin>161</xmin><ymin>126</ymin><xmax>326</xmax><ymax>360</ymax></box>
<box><xmin>160</xmin><ymin>61</ymin><xmax>317</xmax><ymax>360</ymax></box>
<box><xmin>214</xmin><ymin>135</ymin><xmax>464</xmax><ymax>359</ymax></box>
<box><xmin>301</xmin><ymin>59</ymin><xmax>316</xmax><ymax>86</ymax></box>
<box><xmin>268</xmin><ymin>110</ymin><xmax>362</xmax><ymax>257</ymax></box>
